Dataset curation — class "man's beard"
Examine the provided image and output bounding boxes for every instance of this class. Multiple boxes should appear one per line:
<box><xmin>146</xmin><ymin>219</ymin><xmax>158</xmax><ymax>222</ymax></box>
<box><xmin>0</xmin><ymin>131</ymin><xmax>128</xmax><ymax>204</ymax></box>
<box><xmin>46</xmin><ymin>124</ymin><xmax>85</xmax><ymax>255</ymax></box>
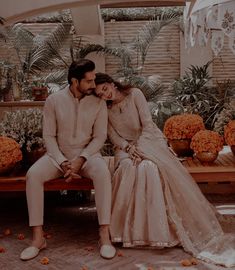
<box><xmin>78</xmin><ymin>87</ymin><xmax>95</xmax><ymax>96</ymax></box>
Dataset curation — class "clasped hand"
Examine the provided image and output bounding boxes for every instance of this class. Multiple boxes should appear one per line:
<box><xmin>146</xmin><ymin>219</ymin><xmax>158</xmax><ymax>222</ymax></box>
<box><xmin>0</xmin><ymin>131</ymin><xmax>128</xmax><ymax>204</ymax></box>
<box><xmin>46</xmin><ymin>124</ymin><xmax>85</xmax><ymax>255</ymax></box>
<box><xmin>126</xmin><ymin>144</ymin><xmax>142</xmax><ymax>166</ymax></box>
<box><xmin>61</xmin><ymin>157</ymin><xmax>86</xmax><ymax>183</ymax></box>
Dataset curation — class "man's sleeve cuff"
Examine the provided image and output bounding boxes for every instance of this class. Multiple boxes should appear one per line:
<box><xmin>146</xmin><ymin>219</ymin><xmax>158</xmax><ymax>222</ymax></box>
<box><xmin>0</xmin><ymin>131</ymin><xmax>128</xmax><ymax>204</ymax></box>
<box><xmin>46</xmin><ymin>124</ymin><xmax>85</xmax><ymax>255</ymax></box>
<box><xmin>56</xmin><ymin>155</ymin><xmax>68</xmax><ymax>166</ymax></box>
<box><xmin>80</xmin><ymin>151</ymin><xmax>89</xmax><ymax>160</ymax></box>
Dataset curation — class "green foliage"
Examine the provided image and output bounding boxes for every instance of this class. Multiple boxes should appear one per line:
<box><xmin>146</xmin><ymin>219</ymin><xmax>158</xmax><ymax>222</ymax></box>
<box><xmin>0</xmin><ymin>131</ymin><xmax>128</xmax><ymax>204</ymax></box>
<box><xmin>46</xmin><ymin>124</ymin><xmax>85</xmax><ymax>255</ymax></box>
<box><xmin>0</xmin><ymin>17</ymin><xmax>4</xmax><ymax>25</ymax></box>
<box><xmin>149</xmin><ymin>100</ymin><xmax>184</xmax><ymax>130</ymax></box>
<box><xmin>0</xmin><ymin>61</ymin><xmax>15</xmax><ymax>98</ymax></box>
<box><xmin>213</xmin><ymin>100</ymin><xmax>235</xmax><ymax>136</ymax></box>
<box><xmin>173</xmin><ymin>61</ymin><xmax>212</xmax><ymax>103</ymax></box>
<box><xmin>1</xmin><ymin>23</ymin><xmax>71</xmax><ymax>98</ymax></box>
<box><xmin>101</xmin><ymin>7</ymin><xmax>183</xmax><ymax>22</ymax></box>
<box><xmin>172</xmin><ymin>61</ymin><xmax>235</xmax><ymax>129</ymax></box>
<box><xmin>44</xmin><ymin>10</ymin><xmax>180</xmax><ymax>98</ymax></box>
<box><xmin>10</xmin><ymin>23</ymin><xmax>71</xmax><ymax>76</ymax></box>
<box><xmin>102</xmin><ymin>11</ymin><xmax>180</xmax><ymax>101</ymax></box>
<box><xmin>0</xmin><ymin>109</ymin><xmax>44</xmax><ymax>152</ymax></box>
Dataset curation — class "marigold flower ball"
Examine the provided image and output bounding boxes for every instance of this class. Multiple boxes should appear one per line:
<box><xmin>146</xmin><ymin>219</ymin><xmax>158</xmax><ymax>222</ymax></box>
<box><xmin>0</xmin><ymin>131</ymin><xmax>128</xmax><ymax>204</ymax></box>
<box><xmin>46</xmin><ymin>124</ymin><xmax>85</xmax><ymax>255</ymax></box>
<box><xmin>0</xmin><ymin>137</ymin><xmax>22</xmax><ymax>172</ymax></box>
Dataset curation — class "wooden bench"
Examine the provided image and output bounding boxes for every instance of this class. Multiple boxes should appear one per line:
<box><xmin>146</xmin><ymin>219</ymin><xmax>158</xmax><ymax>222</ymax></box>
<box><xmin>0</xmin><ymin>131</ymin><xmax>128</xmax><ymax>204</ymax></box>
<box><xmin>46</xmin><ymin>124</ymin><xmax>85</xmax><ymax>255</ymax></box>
<box><xmin>0</xmin><ymin>156</ymin><xmax>114</xmax><ymax>192</ymax></box>
<box><xmin>182</xmin><ymin>146</ymin><xmax>235</xmax><ymax>194</ymax></box>
<box><xmin>0</xmin><ymin>147</ymin><xmax>234</xmax><ymax>194</ymax></box>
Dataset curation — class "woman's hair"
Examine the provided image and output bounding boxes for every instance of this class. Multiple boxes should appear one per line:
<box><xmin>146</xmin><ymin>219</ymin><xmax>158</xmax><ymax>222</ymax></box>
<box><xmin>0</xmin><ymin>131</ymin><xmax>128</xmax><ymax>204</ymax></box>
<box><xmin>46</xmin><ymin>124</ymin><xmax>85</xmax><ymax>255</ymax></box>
<box><xmin>95</xmin><ymin>72</ymin><xmax>131</xmax><ymax>107</ymax></box>
<box><xmin>68</xmin><ymin>59</ymin><xmax>95</xmax><ymax>85</ymax></box>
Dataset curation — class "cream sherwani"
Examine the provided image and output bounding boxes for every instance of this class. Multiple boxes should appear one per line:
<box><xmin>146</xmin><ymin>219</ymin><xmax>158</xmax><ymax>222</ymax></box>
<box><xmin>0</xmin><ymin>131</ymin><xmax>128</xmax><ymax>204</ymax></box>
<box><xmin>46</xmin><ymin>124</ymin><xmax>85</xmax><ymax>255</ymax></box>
<box><xmin>26</xmin><ymin>86</ymin><xmax>112</xmax><ymax>226</ymax></box>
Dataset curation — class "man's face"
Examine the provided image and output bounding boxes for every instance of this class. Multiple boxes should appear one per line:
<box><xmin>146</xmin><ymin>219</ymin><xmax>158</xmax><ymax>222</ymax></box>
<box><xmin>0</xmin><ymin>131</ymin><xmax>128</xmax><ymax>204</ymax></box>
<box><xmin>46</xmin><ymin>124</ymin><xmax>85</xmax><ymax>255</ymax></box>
<box><xmin>75</xmin><ymin>70</ymin><xmax>96</xmax><ymax>96</ymax></box>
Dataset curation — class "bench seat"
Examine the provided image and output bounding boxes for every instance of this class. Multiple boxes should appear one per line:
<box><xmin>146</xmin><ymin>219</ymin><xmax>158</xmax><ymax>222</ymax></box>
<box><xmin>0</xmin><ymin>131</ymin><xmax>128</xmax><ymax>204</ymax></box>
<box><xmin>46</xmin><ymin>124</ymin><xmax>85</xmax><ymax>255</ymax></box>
<box><xmin>0</xmin><ymin>147</ymin><xmax>234</xmax><ymax>194</ymax></box>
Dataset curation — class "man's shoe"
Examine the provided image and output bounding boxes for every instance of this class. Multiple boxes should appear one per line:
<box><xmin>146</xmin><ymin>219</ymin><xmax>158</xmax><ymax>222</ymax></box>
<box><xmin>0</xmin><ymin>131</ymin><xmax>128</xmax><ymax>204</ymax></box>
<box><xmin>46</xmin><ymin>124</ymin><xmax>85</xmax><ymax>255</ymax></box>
<box><xmin>100</xmin><ymin>244</ymin><xmax>116</xmax><ymax>259</ymax></box>
<box><xmin>20</xmin><ymin>240</ymin><xmax>47</xmax><ymax>261</ymax></box>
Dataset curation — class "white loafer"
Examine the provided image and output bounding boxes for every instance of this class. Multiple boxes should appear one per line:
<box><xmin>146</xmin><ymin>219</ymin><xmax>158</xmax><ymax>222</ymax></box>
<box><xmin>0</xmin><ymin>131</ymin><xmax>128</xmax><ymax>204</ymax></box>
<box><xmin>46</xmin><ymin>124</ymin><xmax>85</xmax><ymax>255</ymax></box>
<box><xmin>100</xmin><ymin>244</ymin><xmax>116</xmax><ymax>259</ymax></box>
<box><xmin>20</xmin><ymin>240</ymin><xmax>47</xmax><ymax>261</ymax></box>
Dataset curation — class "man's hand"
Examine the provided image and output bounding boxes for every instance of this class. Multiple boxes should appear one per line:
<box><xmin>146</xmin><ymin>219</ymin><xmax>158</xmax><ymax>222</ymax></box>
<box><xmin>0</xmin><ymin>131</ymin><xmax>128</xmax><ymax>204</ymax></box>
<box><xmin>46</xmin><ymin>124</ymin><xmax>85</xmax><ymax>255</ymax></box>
<box><xmin>64</xmin><ymin>156</ymin><xmax>86</xmax><ymax>183</ymax></box>
<box><xmin>60</xmin><ymin>160</ymin><xmax>71</xmax><ymax>174</ymax></box>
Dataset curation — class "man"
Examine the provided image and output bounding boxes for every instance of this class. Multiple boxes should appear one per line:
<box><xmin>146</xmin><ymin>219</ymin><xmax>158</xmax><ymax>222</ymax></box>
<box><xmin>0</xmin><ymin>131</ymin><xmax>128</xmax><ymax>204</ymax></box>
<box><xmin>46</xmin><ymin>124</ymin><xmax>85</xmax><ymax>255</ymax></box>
<box><xmin>20</xmin><ymin>59</ymin><xmax>116</xmax><ymax>260</ymax></box>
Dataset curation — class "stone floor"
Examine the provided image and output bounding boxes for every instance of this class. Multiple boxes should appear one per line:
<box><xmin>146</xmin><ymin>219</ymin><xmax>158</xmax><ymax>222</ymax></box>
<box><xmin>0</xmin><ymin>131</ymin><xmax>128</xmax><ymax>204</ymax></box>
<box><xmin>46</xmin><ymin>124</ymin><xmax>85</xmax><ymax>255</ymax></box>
<box><xmin>0</xmin><ymin>191</ymin><xmax>235</xmax><ymax>270</ymax></box>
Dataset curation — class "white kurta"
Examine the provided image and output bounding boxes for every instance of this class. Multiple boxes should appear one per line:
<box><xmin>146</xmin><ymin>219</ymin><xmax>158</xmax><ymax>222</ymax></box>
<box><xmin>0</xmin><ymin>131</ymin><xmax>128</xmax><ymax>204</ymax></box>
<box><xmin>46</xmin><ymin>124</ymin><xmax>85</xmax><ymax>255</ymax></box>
<box><xmin>43</xmin><ymin>86</ymin><xmax>108</xmax><ymax>166</ymax></box>
<box><xmin>26</xmin><ymin>86</ymin><xmax>112</xmax><ymax>226</ymax></box>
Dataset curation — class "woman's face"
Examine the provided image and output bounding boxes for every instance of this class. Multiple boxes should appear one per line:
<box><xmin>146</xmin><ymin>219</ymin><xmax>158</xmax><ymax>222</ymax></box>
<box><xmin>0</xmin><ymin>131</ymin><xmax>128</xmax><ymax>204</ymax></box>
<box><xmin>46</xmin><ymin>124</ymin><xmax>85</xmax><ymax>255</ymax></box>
<box><xmin>95</xmin><ymin>82</ymin><xmax>117</xmax><ymax>101</ymax></box>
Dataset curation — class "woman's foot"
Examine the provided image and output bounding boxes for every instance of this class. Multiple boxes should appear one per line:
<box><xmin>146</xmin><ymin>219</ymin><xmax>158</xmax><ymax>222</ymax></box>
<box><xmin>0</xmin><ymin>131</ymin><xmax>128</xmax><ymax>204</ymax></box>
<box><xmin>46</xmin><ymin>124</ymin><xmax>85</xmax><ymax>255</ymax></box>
<box><xmin>20</xmin><ymin>238</ymin><xmax>46</xmax><ymax>261</ymax></box>
<box><xmin>99</xmin><ymin>225</ymin><xmax>116</xmax><ymax>259</ymax></box>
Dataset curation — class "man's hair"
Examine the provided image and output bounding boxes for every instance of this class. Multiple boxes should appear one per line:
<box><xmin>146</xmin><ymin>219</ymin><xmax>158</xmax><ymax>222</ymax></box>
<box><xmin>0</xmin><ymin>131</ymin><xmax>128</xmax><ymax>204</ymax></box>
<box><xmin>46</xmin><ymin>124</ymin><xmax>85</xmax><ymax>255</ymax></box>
<box><xmin>68</xmin><ymin>59</ymin><xmax>95</xmax><ymax>85</ymax></box>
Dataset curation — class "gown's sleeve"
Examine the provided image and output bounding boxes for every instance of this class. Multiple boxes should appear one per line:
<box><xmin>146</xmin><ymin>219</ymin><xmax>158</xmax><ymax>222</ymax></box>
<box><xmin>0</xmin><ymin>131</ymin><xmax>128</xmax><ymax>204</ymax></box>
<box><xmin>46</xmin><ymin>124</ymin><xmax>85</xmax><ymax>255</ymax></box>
<box><xmin>43</xmin><ymin>96</ymin><xmax>67</xmax><ymax>166</ymax></box>
<box><xmin>108</xmin><ymin>122</ymin><xmax>129</xmax><ymax>150</ymax></box>
<box><xmin>133</xmin><ymin>88</ymin><xmax>165</xmax><ymax>144</ymax></box>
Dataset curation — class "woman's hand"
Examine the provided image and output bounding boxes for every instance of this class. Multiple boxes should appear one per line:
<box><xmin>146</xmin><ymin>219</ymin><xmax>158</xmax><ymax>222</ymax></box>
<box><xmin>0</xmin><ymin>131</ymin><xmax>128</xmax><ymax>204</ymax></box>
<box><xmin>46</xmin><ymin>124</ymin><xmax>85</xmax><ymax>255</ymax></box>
<box><xmin>126</xmin><ymin>144</ymin><xmax>142</xmax><ymax>166</ymax></box>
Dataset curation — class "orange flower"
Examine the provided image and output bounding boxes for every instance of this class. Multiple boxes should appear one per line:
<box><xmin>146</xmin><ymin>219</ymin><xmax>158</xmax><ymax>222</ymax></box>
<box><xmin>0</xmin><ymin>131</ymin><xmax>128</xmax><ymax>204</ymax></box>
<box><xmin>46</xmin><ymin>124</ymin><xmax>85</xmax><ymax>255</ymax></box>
<box><xmin>117</xmin><ymin>250</ymin><xmax>124</xmax><ymax>257</ymax></box>
<box><xmin>40</xmin><ymin>257</ymin><xmax>49</xmax><ymax>265</ymax></box>
<box><xmin>3</xmin><ymin>228</ymin><xmax>11</xmax><ymax>236</ymax></box>
<box><xmin>190</xmin><ymin>130</ymin><xmax>223</xmax><ymax>154</ymax></box>
<box><xmin>84</xmin><ymin>246</ymin><xmax>94</xmax><ymax>251</ymax></box>
<box><xmin>0</xmin><ymin>137</ymin><xmax>22</xmax><ymax>171</ymax></box>
<box><xmin>224</xmin><ymin>120</ymin><xmax>235</xmax><ymax>146</ymax></box>
<box><xmin>163</xmin><ymin>114</ymin><xmax>205</xmax><ymax>140</ymax></box>
<box><xmin>17</xmin><ymin>233</ymin><xmax>25</xmax><ymax>240</ymax></box>
<box><xmin>43</xmin><ymin>232</ymin><xmax>52</xmax><ymax>239</ymax></box>
<box><xmin>191</xmin><ymin>258</ymin><xmax>198</xmax><ymax>265</ymax></box>
<box><xmin>0</xmin><ymin>247</ymin><xmax>6</xmax><ymax>253</ymax></box>
<box><xmin>181</xmin><ymin>259</ymin><xmax>192</xmax><ymax>266</ymax></box>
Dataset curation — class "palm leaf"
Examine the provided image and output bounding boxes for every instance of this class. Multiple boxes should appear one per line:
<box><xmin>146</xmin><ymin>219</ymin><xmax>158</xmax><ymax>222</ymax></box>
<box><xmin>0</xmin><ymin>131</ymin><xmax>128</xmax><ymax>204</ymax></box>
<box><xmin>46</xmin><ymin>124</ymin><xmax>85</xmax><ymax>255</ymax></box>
<box><xmin>75</xmin><ymin>44</ymin><xmax>105</xmax><ymax>59</ymax></box>
<box><xmin>131</xmin><ymin>11</ymin><xmax>180</xmax><ymax>66</ymax></box>
<box><xmin>10</xmin><ymin>23</ymin><xmax>35</xmax><ymax>54</ymax></box>
<box><xmin>44</xmin><ymin>70</ymin><xmax>67</xmax><ymax>86</ymax></box>
<box><xmin>0</xmin><ymin>17</ymin><xmax>6</xmax><ymax>40</ymax></box>
<box><xmin>0</xmin><ymin>17</ymin><xmax>5</xmax><ymax>25</ymax></box>
<box><xmin>27</xmin><ymin>23</ymin><xmax>71</xmax><ymax>73</ymax></box>
<box><xmin>126</xmin><ymin>75</ymin><xmax>161</xmax><ymax>100</ymax></box>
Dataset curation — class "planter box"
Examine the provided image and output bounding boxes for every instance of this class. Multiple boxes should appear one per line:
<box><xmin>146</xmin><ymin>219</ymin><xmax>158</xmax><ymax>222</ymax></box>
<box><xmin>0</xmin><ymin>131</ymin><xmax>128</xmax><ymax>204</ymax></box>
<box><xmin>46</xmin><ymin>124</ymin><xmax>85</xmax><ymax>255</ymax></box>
<box><xmin>32</xmin><ymin>87</ymin><xmax>48</xmax><ymax>101</ymax></box>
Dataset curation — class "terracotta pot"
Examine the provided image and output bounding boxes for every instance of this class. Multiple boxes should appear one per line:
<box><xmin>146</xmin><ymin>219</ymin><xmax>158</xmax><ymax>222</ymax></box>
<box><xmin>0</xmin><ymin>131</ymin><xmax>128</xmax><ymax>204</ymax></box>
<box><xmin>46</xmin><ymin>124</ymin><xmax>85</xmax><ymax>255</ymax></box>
<box><xmin>231</xmin><ymin>145</ymin><xmax>235</xmax><ymax>156</ymax></box>
<box><xmin>196</xmin><ymin>151</ymin><xmax>218</xmax><ymax>163</ymax></box>
<box><xmin>168</xmin><ymin>139</ymin><xmax>194</xmax><ymax>157</ymax></box>
<box><xmin>3</xmin><ymin>89</ymin><xmax>14</xmax><ymax>102</ymax></box>
<box><xmin>32</xmin><ymin>87</ymin><xmax>48</xmax><ymax>101</ymax></box>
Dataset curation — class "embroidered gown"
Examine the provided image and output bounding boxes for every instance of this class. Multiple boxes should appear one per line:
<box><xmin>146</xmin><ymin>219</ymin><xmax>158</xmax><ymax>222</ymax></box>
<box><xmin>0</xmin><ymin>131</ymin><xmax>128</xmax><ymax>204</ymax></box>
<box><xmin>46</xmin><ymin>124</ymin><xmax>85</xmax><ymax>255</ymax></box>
<box><xmin>108</xmin><ymin>88</ymin><xmax>235</xmax><ymax>267</ymax></box>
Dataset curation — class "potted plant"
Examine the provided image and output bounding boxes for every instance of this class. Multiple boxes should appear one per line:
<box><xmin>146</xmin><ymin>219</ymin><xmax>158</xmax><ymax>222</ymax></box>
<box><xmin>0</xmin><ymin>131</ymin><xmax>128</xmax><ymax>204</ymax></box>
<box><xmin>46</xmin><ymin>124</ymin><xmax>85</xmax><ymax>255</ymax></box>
<box><xmin>0</xmin><ymin>62</ymin><xmax>14</xmax><ymax>102</ymax></box>
<box><xmin>224</xmin><ymin>120</ymin><xmax>235</xmax><ymax>155</ymax></box>
<box><xmin>1</xmin><ymin>23</ymin><xmax>71</xmax><ymax>100</ymax></box>
<box><xmin>190</xmin><ymin>130</ymin><xmax>224</xmax><ymax>163</ymax></box>
<box><xmin>163</xmin><ymin>113</ymin><xmax>205</xmax><ymax>157</ymax></box>
<box><xmin>31</xmin><ymin>80</ymin><xmax>48</xmax><ymax>101</ymax></box>
<box><xmin>0</xmin><ymin>108</ymin><xmax>45</xmax><ymax>168</ymax></box>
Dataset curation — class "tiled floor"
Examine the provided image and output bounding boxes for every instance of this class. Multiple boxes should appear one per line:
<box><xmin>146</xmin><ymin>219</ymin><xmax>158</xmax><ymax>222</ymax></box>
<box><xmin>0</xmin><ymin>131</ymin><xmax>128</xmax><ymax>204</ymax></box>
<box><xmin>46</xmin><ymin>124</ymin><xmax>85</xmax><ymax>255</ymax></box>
<box><xmin>0</xmin><ymin>191</ymin><xmax>235</xmax><ymax>270</ymax></box>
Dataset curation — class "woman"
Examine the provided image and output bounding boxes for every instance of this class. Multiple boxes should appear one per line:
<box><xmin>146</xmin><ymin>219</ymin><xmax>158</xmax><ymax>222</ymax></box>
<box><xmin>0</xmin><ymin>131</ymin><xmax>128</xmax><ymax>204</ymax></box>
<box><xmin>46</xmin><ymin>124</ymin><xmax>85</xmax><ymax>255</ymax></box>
<box><xmin>94</xmin><ymin>72</ymin><xmax>235</xmax><ymax>267</ymax></box>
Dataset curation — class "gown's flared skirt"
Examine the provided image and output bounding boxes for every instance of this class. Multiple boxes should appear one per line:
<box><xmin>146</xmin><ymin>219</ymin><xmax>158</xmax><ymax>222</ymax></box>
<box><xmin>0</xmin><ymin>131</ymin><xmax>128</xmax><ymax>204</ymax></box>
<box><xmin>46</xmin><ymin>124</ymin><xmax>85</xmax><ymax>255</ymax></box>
<box><xmin>110</xmin><ymin>143</ymin><xmax>235</xmax><ymax>267</ymax></box>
